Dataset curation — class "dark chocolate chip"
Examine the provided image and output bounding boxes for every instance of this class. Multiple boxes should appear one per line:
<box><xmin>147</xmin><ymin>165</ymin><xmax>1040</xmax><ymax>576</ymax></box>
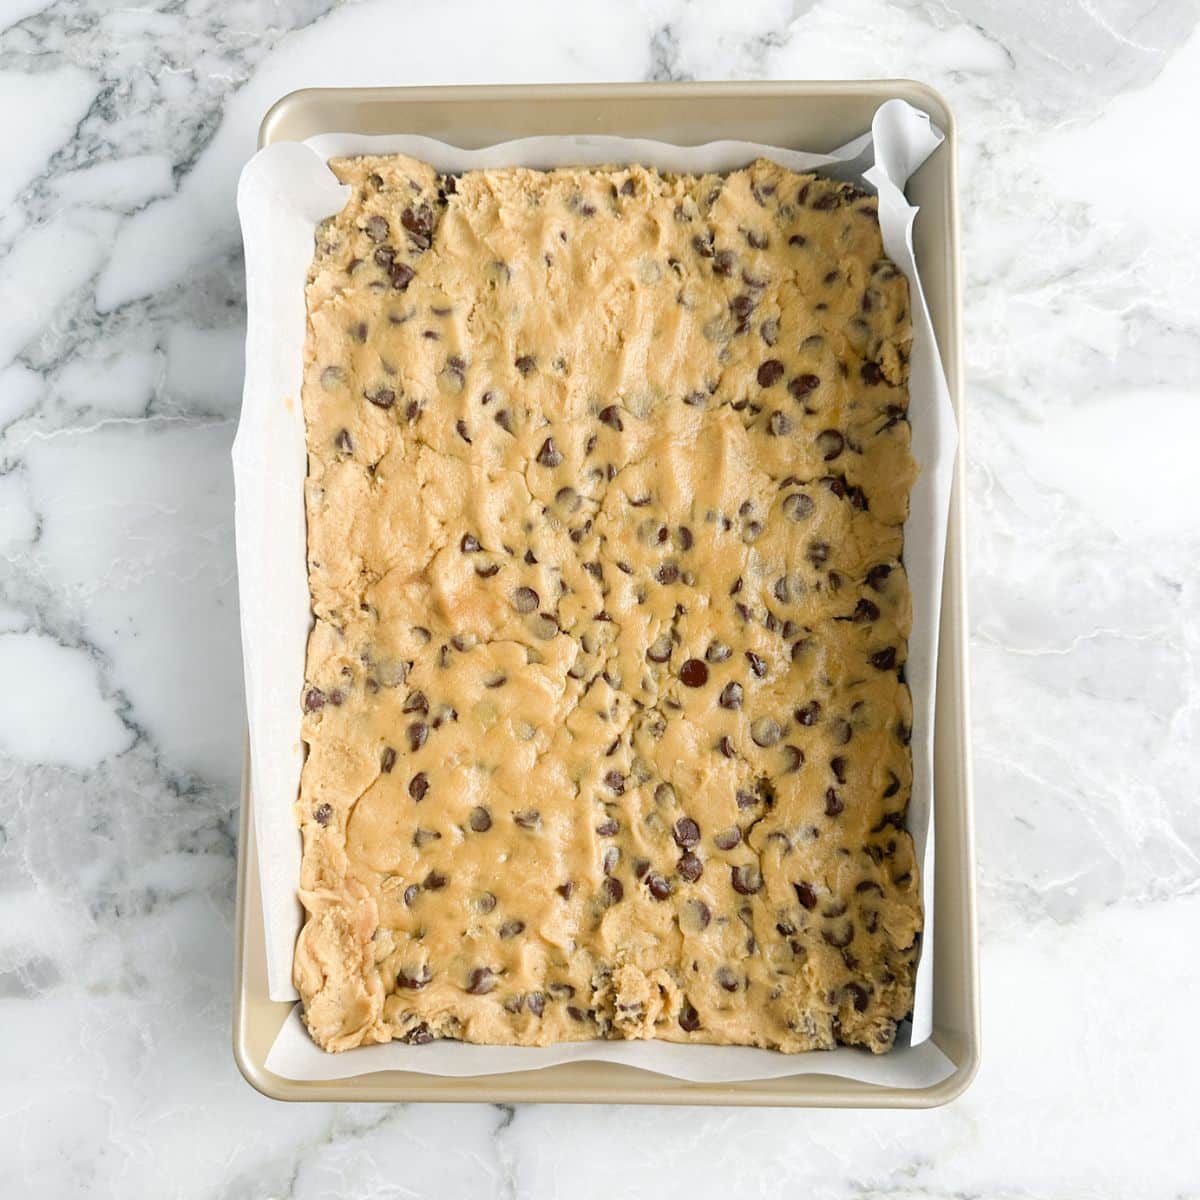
<box><xmin>469</xmin><ymin>806</ymin><xmax>492</xmax><ymax>832</ymax></box>
<box><xmin>870</xmin><ymin>647</ymin><xmax>897</xmax><ymax>671</ymax></box>
<box><xmin>731</xmin><ymin>864</ymin><xmax>762</xmax><ymax>895</ymax></box>
<box><xmin>396</xmin><ymin>966</ymin><xmax>431</xmax><ymax>989</ymax></box>
<box><xmin>511</xmin><ymin>586</ymin><xmax>540</xmax><ymax>614</ymax></box>
<box><xmin>515</xmin><ymin>355</ymin><xmax>537</xmax><ymax>375</ymax></box>
<box><xmin>536</xmin><ymin>437</ymin><xmax>563</xmax><ymax>467</ymax></box>
<box><xmin>824</xmin><ymin>787</ymin><xmax>844</xmax><ymax>816</ymax></box>
<box><xmin>817</xmin><ymin>429</ymin><xmax>845</xmax><ymax>460</ymax></box>
<box><xmin>714</xmin><ymin>827</ymin><xmax>741</xmax><ymax>851</ymax></box>
<box><xmin>313</xmin><ymin>803</ymin><xmax>333</xmax><ymax>827</ymax></box>
<box><xmin>407</xmin><ymin>723</ymin><xmax>428</xmax><ymax>752</ymax></box>
<box><xmin>645</xmin><ymin>872</ymin><xmax>672</xmax><ymax>901</ymax></box>
<box><xmin>466</xmin><ymin>967</ymin><xmax>496</xmax><ymax>995</ymax></box>
<box><xmin>303</xmin><ymin>688</ymin><xmax>326</xmax><ymax>713</ymax></box>
<box><xmin>782</xmin><ymin>492</ymin><xmax>815</xmax><ymax>521</ymax></box>
<box><xmin>673</xmin><ymin>817</ymin><xmax>701</xmax><ymax>849</ymax></box>
<box><xmin>794</xmin><ymin>881</ymin><xmax>818</xmax><ymax>909</ymax></box>
<box><xmin>679</xmin><ymin>1001</ymin><xmax>701</xmax><ymax>1031</ymax></box>
<box><xmin>757</xmin><ymin>359</ymin><xmax>785</xmax><ymax>388</ymax></box>
<box><xmin>677</xmin><ymin>852</ymin><xmax>703</xmax><ymax>882</ymax></box>
<box><xmin>679</xmin><ymin>659</ymin><xmax>709</xmax><ymax>687</ymax></box>
<box><xmin>788</xmin><ymin>374</ymin><xmax>820</xmax><ymax>400</ymax></box>
<box><xmin>718</xmin><ymin>681</ymin><xmax>743</xmax><ymax>710</ymax></box>
<box><xmin>598</xmin><ymin>405</ymin><xmax>624</xmax><ymax>431</ymax></box>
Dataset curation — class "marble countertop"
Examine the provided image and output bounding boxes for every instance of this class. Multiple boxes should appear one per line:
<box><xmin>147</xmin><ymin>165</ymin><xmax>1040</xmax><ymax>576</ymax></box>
<box><xmin>2</xmin><ymin>0</ymin><xmax>1198</xmax><ymax>1195</ymax></box>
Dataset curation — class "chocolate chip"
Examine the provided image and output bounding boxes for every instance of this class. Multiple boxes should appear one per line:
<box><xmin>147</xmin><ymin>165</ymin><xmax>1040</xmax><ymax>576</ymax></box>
<box><xmin>822</xmin><ymin>923</ymin><xmax>854</xmax><ymax>948</ymax></box>
<box><xmin>515</xmin><ymin>355</ymin><xmax>537</xmax><ymax>375</ymax></box>
<box><xmin>424</xmin><ymin>870</ymin><xmax>447</xmax><ymax>890</ymax></box>
<box><xmin>782</xmin><ymin>492</ymin><xmax>815</xmax><ymax>522</ymax></box>
<box><xmin>870</xmin><ymin>647</ymin><xmax>897</xmax><ymax>670</ymax></box>
<box><xmin>406</xmin><ymin>723</ymin><xmax>428</xmax><ymax>752</ymax></box>
<box><xmin>468</xmin><ymin>806</ymin><xmax>492</xmax><ymax>832</ymax></box>
<box><xmin>679</xmin><ymin>1000</ymin><xmax>701</xmax><ymax>1031</ymax></box>
<box><xmin>767</xmin><ymin>410</ymin><xmax>791</xmax><ymax>436</ymax></box>
<box><xmin>390</xmin><ymin>262</ymin><xmax>415</xmax><ymax>291</ymax></box>
<box><xmin>824</xmin><ymin>787</ymin><xmax>844</xmax><ymax>816</ymax></box>
<box><xmin>817</xmin><ymin>429</ymin><xmax>845</xmax><ymax>461</ymax></box>
<box><xmin>513</xmin><ymin>810</ymin><xmax>541</xmax><ymax>830</ymax></box>
<box><xmin>313</xmin><ymin>803</ymin><xmax>333</xmax><ymax>826</ymax></box>
<box><xmin>673</xmin><ymin>817</ymin><xmax>701</xmax><ymax>849</ymax></box>
<box><xmin>645</xmin><ymin>872</ymin><xmax>672</xmax><ymax>900</ymax></box>
<box><xmin>396</xmin><ymin>966</ymin><xmax>431</xmax><ymax>989</ymax></box>
<box><xmin>655</xmin><ymin>563</ymin><xmax>680</xmax><ymax>585</ymax></box>
<box><xmin>679</xmin><ymin>659</ymin><xmax>708</xmax><ymax>687</ymax></box>
<box><xmin>511</xmin><ymin>586</ymin><xmax>539</xmax><ymax>614</ymax></box>
<box><xmin>713</xmin><ymin>250</ymin><xmax>736</xmax><ymax>276</ymax></box>
<box><xmin>716</xmin><ymin>966</ymin><xmax>739</xmax><ymax>992</ymax></box>
<box><xmin>717</xmin><ymin>735</ymin><xmax>736</xmax><ymax>758</ymax></box>
<box><xmin>377</xmin><ymin>747</ymin><xmax>397</xmax><ymax>774</ymax></box>
<box><xmin>750</xmin><ymin>717</ymin><xmax>781</xmax><ymax>747</ymax></box>
<box><xmin>852</xmin><ymin>598</ymin><xmax>880</xmax><ymax>623</ymax></box>
<box><xmin>466</xmin><ymin>967</ymin><xmax>496</xmax><ymax>994</ymax></box>
<box><xmin>494</xmin><ymin>408</ymin><xmax>514</xmax><ymax>434</ymax></box>
<box><xmin>646</xmin><ymin>634</ymin><xmax>673</xmax><ymax>664</ymax></box>
<box><xmin>756</xmin><ymin>359</ymin><xmax>785</xmax><ymax>388</ymax></box>
<box><xmin>794</xmin><ymin>881</ymin><xmax>818</xmax><ymax>910</ymax></box>
<box><xmin>527</xmin><ymin>991</ymin><xmax>546</xmax><ymax>1017</ymax></box>
<box><xmin>596</xmin><ymin>818</ymin><xmax>620</xmax><ymax>837</ymax></box>
<box><xmin>705</xmin><ymin>641</ymin><xmax>731</xmax><ymax>664</ymax></box>
<box><xmin>860</xmin><ymin>361</ymin><xmax>884</xmax><ymax>386</ymax></box>
<box><xmin>788</xmin><ymin>374</ymin><xmax>820</xmax><ymax>400</ymax></box>
<box><xmin>730</xmin><ymin>293</ymin><xmax>755</xmax><ymax>323</ymax></box>
<box><xmin>498</xmin><ymin>920</ymin><xmax>525</xmax><ymax>939</ymax></box>
<box><xmin>760</xmin><ymin>317</ymin><xmax>779</xmax><ymax>346</ymax></box>
<box><xmin>744</xmin><ymin>652</ymin><xmax>767</xmax><ymax>679</ymax></box>
<box><xmin>366</xmin><ymin>387</ymin><xmax>396</xmax><ymax>409</ymax></box>
<box><xmin>334</xmin><ymin>428</ymin><xmax>353</xmax><ymax>453</ymax></box>
<box><xmin>788</xmin><ymin>233</ymin><xmax>807</xmax><ymax>247</ymax></box>
<box><xmin>536</xmin><ymin>437</ymin><xmax>562</xmax><ymax>467</ymax></box>
<box><xmin>602</xmin><ymin>877</ymin><xmax>624</xmax><ymax>904</ymax></box>
<box><xmin>677</xmin><ymin>852</ymin><xmax>703</xmax><ymax>882</ymax></box>
<box><xmin>598</xmin><ymin>405</ymin><xmax>624</xmax><ymax>431</ymax></box>
<box><xmin>746</xmin><ymin>230</ymin><xmax>769</xmax><ymax>250</ymax></box>
<box><xmin>806</xmin><ymin>541</ymin><xmax>830</xmax><ymax>567</ymax></box>
<box><xmin>731</xmin><ymin>864</ymin><xmax>761</xmax><ymax>895</ymax></box>
<box><xmin>365</xmin><ymin>215</ymin><xmax>389</xmax><ymax>242</ymax></box>
<box><xmin>718</xmin><ymin>681</ymin><xmax>743</xmax><ymax>710</ymax></box>
<box><xmin>845</xmin><ymin>983</ymin><xmax>870</xmax><ymax>1012</ymax></box>
<box><xmin>714</xmin><ymin>827</ymin><xmax>741</xmax><ymax>851</ymax></box>
<box><xmin>303</xmin><ymin>688</ymin><xmax>326</xmax><ymax>713</ymax></box>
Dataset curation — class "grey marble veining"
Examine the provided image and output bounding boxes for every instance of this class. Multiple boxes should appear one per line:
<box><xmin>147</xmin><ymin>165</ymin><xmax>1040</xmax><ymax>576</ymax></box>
<box><xmin>2</xmin><ymin>0</ymin><xmax>1199</xmax><ymax>1195</ymax></box>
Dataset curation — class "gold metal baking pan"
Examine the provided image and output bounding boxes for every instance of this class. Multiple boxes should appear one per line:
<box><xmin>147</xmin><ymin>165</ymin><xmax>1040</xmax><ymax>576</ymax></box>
<box><xmin>234</xmin><ymin>80</ymin><xmax>977</xmax><ymax>1106</ymax></box>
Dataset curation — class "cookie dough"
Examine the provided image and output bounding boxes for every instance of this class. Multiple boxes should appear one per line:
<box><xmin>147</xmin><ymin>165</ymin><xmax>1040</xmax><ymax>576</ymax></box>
<box><xmin>294</xmin><ymin>153</ymin><xmax>921</xmax><ymax>1054</ymax></box>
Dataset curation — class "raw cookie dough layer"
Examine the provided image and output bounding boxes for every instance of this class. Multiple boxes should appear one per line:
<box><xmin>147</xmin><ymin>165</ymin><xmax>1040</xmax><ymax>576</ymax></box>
<box><xmin>294</xmin><ymin>153</ymin><xmax>921</xmax><ymax>1054</ymax></box>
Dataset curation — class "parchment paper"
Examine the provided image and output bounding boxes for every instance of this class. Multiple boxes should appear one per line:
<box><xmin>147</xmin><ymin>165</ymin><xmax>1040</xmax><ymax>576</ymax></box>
<box><xmin>233</xmin><ymin>99</ymin><xmax>958</xmax><ymax>1086</ymax></box>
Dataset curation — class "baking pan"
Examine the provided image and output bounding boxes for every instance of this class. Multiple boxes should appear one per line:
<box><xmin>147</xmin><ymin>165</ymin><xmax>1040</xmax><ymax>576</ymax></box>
<box><xmin>233</xmin><ymin>80</ymin><xmax>977</xmax><ymax>1106</ymax></box>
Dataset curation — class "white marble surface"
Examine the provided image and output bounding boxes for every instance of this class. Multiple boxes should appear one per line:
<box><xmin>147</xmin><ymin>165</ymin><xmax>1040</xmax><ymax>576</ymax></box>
<box><xmin>1</xmin><ymin>0</ymin><xmax>1198</xmax><ymax>1194</ymax></box>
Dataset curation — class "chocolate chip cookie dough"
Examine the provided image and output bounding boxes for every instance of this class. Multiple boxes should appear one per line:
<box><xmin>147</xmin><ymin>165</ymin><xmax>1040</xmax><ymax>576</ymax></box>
<box><xmin>294</xmin><ymin>152</ymin><xmax>921</xmax><ymax>1055</ymax></box>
